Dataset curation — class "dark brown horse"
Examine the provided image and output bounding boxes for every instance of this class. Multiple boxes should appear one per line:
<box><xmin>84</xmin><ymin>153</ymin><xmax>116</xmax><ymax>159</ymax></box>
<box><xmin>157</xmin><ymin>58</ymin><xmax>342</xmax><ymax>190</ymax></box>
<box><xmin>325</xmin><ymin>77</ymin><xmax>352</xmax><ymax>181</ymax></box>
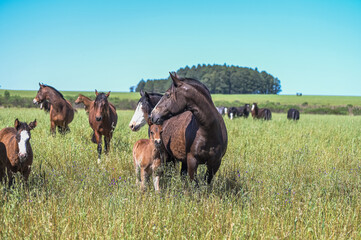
<box><xmin>33</xmin><ymin>83</ymin><xmax>75</xmax><ymax>134</ymax></box>
<box><xmin>287</xmin><ymin>108</ymin><xmax>300</xmax><ymax>120</ymax></box>
<box><xmin>251</xmin><ymin>103</ymin><xmax>272</xmax><ymax>120</ymax></box>
<box><xmin>89</xmin><ymin>90</ymin><xmax>118</xmax><ymax>163</ymax></box>
<box><xmin>151</xmin><ymin>73</ymin><xmax>228</xmax><ymax>184</ymax></box>
<box><xmin>0</xmin><ymin>119</ymin><xmax>37</xmax><ymax>187</ymax></box>
<box><xmin>75</xmin><ymin>94</ymin><xmax>94</xmax><ymax>114</ymax></box>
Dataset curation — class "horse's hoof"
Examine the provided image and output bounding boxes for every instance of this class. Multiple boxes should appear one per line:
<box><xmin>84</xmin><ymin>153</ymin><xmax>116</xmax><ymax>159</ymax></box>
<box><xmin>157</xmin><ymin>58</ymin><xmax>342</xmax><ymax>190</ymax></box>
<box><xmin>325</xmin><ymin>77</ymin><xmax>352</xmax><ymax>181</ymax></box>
<box><xmin>97</xmin><ymin>158</ymin><xmax>101</xmax><ymax>164</ymax></box>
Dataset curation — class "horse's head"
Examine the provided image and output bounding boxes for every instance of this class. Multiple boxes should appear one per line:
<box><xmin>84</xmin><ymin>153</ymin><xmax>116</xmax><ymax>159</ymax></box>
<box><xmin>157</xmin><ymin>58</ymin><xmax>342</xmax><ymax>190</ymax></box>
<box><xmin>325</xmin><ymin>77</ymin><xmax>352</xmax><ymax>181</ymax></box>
<box><xmin>14</xmin><ymin>118</ymin><xmax>37</xmax><ymax>162</ymax></box>
<box><xmin>94</xmin><ymin>90</ymin><xmax>110</xmax><ymax>121</ymax></box>
<box><xmin>75</xmin><ymin>94</ymin><xmax>84</xmax><ymax>105</ymax></box>
<box><xmin>33</xmin><ymin>83</ymin><xmax>47</xmax><ymax>104</ymax></box>
<box><xmin>151</xmin><ymin>72</ymin><xmax>189</xmax><ymax>125</ymax></box>
<box><xmin>251</xmin><ymin>103</ymin><xmax>258</xmax><ymax>111</ymax></box>
<box><xmin>129</xmin><ymin>90</ymin><xmax>157</xmax><ymax>131</ymax></box>
<box><xmin>148</xmin><ymin>119</ymin><xmax>162</xmax><ymax>148</ymax></box>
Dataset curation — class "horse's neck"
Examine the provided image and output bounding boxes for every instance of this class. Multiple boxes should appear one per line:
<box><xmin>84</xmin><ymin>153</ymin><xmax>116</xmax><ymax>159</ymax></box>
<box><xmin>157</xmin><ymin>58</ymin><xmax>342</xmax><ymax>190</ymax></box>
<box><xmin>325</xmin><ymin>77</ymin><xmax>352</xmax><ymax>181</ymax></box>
<box><xmin>83</xmin><ymin>97</ymin><xmax>93</xmax><ymax>108</ymax></box>
<box><xmin>47</xmin><ymin>91</ymin><xmax>67</xmax><ymax>110</ymax></box>
<box><xmin>188</xmin><ymin>92</ymin><xmax>218</xmax><ymax>130</ymax></box>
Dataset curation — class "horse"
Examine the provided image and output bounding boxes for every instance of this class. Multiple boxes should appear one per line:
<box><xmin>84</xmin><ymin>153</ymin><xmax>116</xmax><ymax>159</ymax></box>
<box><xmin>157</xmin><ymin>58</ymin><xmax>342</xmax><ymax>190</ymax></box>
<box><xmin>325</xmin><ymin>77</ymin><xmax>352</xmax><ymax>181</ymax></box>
<box><xmin>251</xmin><ymin>103</ymin><xmax>272</xmax><ymax>120</ymax></box>
<box><xmin>88</xmin><ymin>90</ymin><xmax>118</xmax><ymax>163</ymax></box>
<box><xmin>75</xmin><ymin>94</ymin><xmax>94</xmax><ymax>114</ymax></box>
<box><xmin>133</xmin><ymin>119</ymin><xmax>164</xmax><ymax>192</ymax></box>
<box><xmin>227</xmin><ymin>104</ymin><xmax>250</xmax><ymax>119</ymax></box>
<box><xmin>216</xmin><ymin>106</ymin><xmax>228</xmax><ymax>116</ymax></box>
<box><xmin>287</xmin><ymin>108</ymin><xmax>300</xmax><ymax>120</ymax></box>
<box><xmin>129</xmin><ymin>90</ymin><xmax>163</xmax><ymax>132</ymax></box>
<box><xmin>33</xmin><ymin>83</ymin><xmax>75</xmax><ymax>135</ymax></box>
<box><xmin>0</xmin><ymin>119</ymin><xmax>37</xmax><ymax>187</ymax></box>
<box><xmin>151</xmin><ymin>72</ymin><xmax>228</xmax><ymax>185</ymax></box>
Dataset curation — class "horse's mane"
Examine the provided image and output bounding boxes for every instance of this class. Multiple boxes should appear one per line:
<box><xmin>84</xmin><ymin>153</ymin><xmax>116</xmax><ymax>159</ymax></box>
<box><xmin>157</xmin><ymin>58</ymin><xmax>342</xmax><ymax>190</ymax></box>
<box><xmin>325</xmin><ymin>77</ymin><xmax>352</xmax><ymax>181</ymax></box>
<box><xmin>174</xmin><ymin>77</ymin><xmax>212</xmax><ymax>101</ymax></box>
<box><xmin>43</xmin><ymin>85</ymin><xmax>65</xmax><ymax>100</ymax></box>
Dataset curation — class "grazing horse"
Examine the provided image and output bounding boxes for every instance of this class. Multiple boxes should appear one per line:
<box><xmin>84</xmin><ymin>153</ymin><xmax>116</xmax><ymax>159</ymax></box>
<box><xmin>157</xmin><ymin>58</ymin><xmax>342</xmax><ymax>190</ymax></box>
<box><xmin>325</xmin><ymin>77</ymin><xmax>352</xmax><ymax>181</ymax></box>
<box><xmin>251</xmin><ymin>103</ymin><xmax>272</xmax><ymax>120</ymax></box>
<box><xmin>75</xmin><ymin>94</ymin><xmax>94</xmax><ymax>114</ymax></box>
<box><xmin>133</xmin><ymin>120</ymin><xmax>164</xmax><ymax>192</ymax></box>
<box><xmin>0</xmin><ymin>119</ymin><xmax>37</xmax><ymax>187</ymax></box>
<box><xmin>33</xmin><ymin>83</ymin><xmax>74</xmax><ymax>135</ymax></box>
<box><xmin>151</xmin><ymin>73</ymin><xmax>228</xmax><ymax>184</ymax></box>
<box><xmin>287</xmin><ymin>108</ymin><xmax>300</xmax><ymax>120</ymax></box>
<box><xmin>89</xmin><ymin>90</ymin><xmax>118</xmax><ymax>163</ymax></box>
<box><xmin>228</xmin><ymin>104</ymin><xmax>250</xmax><ymax>119</ymax></box>
<box><xmin>129</xmin><ymin>90</ymin><xmax>163</xmax><ymax>132</ymax></box>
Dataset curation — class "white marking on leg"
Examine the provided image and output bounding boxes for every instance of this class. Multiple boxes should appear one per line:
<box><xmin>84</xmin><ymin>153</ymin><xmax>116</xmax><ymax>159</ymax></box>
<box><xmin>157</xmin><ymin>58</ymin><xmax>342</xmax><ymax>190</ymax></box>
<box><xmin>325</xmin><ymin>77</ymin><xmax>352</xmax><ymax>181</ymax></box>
<box><xmin>230</xmin><ymin>113</ymin><xmax>233</xmax><ymax>120</ymax></box>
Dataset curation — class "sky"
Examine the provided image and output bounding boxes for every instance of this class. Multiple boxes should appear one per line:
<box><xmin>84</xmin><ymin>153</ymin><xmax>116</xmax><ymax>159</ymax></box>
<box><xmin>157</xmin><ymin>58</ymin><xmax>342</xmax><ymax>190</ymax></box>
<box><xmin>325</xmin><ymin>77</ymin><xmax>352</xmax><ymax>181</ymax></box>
<box><xmin>0</xmin><ymin>0</ymin><xmax>360</xmax><ymax>95</ymax></box>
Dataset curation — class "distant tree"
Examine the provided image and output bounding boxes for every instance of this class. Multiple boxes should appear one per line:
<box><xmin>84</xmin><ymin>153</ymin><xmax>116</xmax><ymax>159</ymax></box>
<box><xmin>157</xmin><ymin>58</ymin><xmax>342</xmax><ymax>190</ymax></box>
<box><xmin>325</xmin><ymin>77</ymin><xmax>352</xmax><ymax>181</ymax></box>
<box><xmin>129</xmin><ymin>86</ymin><xmax>135</xmax><ymax>92</ymax></box>
<box><xmin>4</xmin><ymin>90</ymin><xmax>10</xmax><ymax>99</ymax></box>
<box><xmin>135</xmin><ymin>79</ymin><xmax>146</xmax><ymax>92</ymax></box>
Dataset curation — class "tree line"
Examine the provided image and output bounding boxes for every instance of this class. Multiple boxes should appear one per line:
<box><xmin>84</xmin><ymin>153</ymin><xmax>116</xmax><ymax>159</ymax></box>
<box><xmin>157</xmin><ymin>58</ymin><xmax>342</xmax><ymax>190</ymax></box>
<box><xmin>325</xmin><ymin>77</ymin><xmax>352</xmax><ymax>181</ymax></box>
<box><xmin>135</xmin><ymin>64</ymin><xmax>281</xmax><ymax>94</ymax></box>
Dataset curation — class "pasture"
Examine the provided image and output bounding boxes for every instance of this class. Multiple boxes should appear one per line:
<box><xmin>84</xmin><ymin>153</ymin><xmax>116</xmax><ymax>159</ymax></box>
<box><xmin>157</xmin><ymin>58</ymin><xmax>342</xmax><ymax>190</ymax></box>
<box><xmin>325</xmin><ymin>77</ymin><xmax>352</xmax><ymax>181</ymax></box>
<box><xmin>0</xmin><ymin>108</ymin><xmax>361</xmax><ymax>239</ymax></box>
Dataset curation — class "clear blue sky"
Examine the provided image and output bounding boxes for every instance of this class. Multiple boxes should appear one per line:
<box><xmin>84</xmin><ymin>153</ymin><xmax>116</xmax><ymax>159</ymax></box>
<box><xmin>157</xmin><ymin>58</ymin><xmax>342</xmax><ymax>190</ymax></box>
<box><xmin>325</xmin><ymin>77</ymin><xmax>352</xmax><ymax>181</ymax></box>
<box><xmin>0</xmin><ymin>0</ymin><xmax>360</xmax><ymax>95</ymax></box>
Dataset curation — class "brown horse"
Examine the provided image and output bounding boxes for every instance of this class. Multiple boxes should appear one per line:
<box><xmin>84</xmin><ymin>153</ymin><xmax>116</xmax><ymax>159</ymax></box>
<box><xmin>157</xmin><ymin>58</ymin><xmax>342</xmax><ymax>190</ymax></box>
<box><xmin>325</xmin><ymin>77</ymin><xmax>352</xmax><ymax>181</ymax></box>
<box><xmin>251</xmin><ymin>103</ymin><xmax>272</xmax><ymax>120</ymax></box>
<box><xmin>75</xmin><ymin>94</ymin><xmax>94</xmax><ymax>114</ymax></box>
<box><xmin>33</xmin><ymin>83</ymin><xmax>75</xmax><ymax>134</ymax></box>
<box><xmin>0</xmin><ymin>119</ymin><xmax>37</xmax><ymax>187</ymax></box>
<box><xmin>151</xmin><ymin>73</ymin><xmax>228</xmax><ymax>184</ymax></box>
<box><xmin>133</xmin><ymin>120</ymin><xmax>164</xmax><ymax>192</ymax></box>
<box><xmin>89</xmin><ymin>90</ymin><xmax>118</xmax><ymax>163</ymax></box>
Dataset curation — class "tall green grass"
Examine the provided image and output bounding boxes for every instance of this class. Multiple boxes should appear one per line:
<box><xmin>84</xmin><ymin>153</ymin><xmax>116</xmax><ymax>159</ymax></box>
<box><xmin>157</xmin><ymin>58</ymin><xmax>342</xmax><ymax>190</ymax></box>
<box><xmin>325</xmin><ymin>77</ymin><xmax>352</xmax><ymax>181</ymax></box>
<box><xmin>0</xmin><ymin>109</ymin><xmax>361</xmax><ymax>239</ymax></box>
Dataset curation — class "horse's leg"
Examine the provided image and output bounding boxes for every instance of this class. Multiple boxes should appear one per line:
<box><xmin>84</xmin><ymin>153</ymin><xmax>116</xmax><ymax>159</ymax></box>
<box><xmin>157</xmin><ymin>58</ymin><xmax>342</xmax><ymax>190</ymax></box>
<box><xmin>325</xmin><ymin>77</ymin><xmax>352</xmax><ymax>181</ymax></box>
<box><xmin>140</xmin><ymin>167</ymin><xmax>147</xmax><ymax>192</ymax></box>
<box><xmin>180</xmin><ymin>161</ymin><xmax>188</xmax><ymax>177</ymax></box>
<box><xmin>205</xmin><ymin>162</ymin><xmax>220</xmax><ymax>185</ymax></box>
<box><xmin>104</xmin><ymin>135</ymin><xmax>110</xmax><ymax>154</ymax></box>
<box><xmin>50</xmin><ymin>121</ymin><xmax>56</xmax><ymax>136</ymax></box>
<box><xmin>187</xmin><ymin>154</ymin><xmax>199</xmax><ymax>187</ymax></box>
<box><xmin>21</xmin><ymin>166</ymin><xmax>31</xmax><ymax>188</ymax></box>
<box><xmin>6</xmin><ymin>168</ymin><xmax>14</xmax><ymax>188</ymax></box>
<box><xmin>94</xmin><ymin>132</ymin><xmax>102</xmax><ymax>164</ymax></box>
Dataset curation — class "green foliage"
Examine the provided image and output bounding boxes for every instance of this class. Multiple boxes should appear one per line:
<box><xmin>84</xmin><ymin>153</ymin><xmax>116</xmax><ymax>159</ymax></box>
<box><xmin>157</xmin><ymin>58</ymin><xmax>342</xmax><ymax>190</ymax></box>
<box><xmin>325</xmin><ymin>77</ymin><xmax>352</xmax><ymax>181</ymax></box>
<box><xmin>4</xmin><ymin>90</ymin><xmax>10</xmax><ymax>99</ymax></box>
<box><xmin>135</xmin><ymin>64</ymin><xmax>282</xmax><ymax>94</ymax></box>
<box><xmin>1</xmin><ymin>109</ymin><xmax>361</xmax><ymax>238</ymax></box>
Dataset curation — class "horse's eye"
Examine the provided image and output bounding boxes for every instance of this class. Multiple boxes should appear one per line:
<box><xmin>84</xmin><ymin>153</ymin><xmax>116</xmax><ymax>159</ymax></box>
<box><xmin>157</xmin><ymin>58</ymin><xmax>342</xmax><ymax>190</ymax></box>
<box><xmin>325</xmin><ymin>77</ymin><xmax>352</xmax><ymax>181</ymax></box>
<box><xmin>165</xmin><ymin>93</ymin><xmax>170</xmax><ymax>98</ymax></box>
<box><xmin>150</xmin><ymin>131</ymin><xmax>154</xmax><ymax>135</ymax></box>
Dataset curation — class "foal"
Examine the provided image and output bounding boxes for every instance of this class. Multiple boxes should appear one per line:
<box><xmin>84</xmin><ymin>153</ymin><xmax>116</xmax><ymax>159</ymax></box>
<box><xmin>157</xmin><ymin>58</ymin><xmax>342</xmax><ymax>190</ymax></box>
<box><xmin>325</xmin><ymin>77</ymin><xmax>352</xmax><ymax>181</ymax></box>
<box><xmin>0</xmin><ymin>119</ymin><xmax>37</xmax><ymax>186</ymax></box>
<box><xmin>133</xmin><ymin>121</ymin><xmax>163</xmax><ymax>192</ymax></box>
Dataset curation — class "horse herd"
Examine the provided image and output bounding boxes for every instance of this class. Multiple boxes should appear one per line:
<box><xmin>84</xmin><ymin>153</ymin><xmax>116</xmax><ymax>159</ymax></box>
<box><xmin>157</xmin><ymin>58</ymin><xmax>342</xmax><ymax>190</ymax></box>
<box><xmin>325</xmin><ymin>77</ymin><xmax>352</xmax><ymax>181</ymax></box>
<box><xmin>217</xmin><ymin>105</ymin><xmax>300</xmax><ymax>121</ymax></box>
<box><xmin>0</xmin><ymin>73</ymin><xmax>299</xmax><ymax>191</ymax></box>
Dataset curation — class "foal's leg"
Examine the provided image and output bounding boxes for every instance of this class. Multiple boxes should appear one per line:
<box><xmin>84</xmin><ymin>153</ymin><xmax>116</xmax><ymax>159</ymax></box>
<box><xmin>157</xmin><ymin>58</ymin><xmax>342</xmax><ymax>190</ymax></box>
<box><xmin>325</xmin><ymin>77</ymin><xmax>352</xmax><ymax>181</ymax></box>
<box><xmin>104</xmin><ymin>135</ymin><xmax>111</xmax><ymax>154</ymax></box>
<box><xmin>140</xmin><ymin>168</ymin><xmax>148</xmax><ymax>192</ymax></box>
<box><xmin>152</xmin><ymin>158</ymin><xmax>161</xmax><ymax>192</ymax></box>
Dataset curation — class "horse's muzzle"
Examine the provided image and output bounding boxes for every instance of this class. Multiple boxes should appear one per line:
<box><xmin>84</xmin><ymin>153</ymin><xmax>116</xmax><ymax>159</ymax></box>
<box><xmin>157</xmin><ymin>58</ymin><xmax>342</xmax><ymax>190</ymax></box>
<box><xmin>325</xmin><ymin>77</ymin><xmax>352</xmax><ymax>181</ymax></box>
<box><xmin>19</xmin><ymin>153</ymin><xmax>28</xmax><ymax>162</ymax></box>
<box><xmin>33</xmin><ymin>98</ymin><xmax>39</xmax><ymax>104</ymax></box>
<box><xmin>150</xmin><ymin>114</ymin><xmax>163</xmax><ymax>125</ymax></box>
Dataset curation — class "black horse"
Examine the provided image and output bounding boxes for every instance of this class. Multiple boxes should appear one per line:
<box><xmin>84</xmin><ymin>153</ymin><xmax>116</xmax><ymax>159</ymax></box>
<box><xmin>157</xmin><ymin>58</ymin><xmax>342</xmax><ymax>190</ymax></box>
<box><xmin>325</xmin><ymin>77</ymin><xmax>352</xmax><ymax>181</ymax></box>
<box><xmin>228</xmin><ymin>104</ymin><xmax>250</xmax><ymax>119</ymax></box>
<box><xmin>287</xmin><ymin>108</ymin><xmax>300</xmax><ymax>120</ymax></box>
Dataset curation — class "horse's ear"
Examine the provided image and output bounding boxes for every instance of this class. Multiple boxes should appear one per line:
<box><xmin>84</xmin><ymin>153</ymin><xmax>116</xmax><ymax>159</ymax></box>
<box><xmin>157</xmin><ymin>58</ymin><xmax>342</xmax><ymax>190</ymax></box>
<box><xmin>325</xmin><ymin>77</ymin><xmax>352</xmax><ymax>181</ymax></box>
<box><xmin>144</xmin><ymin>91</ymin><xmax>150</xmax><ymax>100</ymax></box>
<box><xmin>29</xmin><ymin>119</ymin><xmax>37</xmax><ymax>130</ymax></box>
<box><xmin>170</xmin><ymin>72</ymin><xmax>182</xmax><ymax>87</ymax></box>
<box><xmin>39</xmin><ymin>83</ymin><xmax>44</xmax><ymax>88</ymax></box>
<box><xmin>140</xmin><ymin>89</ymin><xmax>145</xmax><ymax>97</ymax></box>
<box><xmin>14</xmin><ymin>118</ymin><xmax>20</xmax><ymax>130</ymax></box>
<box><xmin>106</xmin><ymin>91</ymin><xmax>111</xmax><ymax>98</ymax></box>
<box><xmin>95</xmin><ymin>89</ymin><xmax>98</xmax><ymax>96</ymax></box>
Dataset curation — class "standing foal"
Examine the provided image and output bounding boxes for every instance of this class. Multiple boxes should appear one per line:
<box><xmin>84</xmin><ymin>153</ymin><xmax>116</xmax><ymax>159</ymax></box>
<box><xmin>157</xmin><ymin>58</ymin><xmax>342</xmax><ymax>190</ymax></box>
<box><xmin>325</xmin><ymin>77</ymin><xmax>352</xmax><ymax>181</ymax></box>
<box><xmin>0</xmin><ymin>119</ymin><xmax>37</xmax><ymax>187</ymax></box>
<box><xmin>133</xmin><ymin>121</ymin><xmax>163</xmax><ymax>192</ymax></box>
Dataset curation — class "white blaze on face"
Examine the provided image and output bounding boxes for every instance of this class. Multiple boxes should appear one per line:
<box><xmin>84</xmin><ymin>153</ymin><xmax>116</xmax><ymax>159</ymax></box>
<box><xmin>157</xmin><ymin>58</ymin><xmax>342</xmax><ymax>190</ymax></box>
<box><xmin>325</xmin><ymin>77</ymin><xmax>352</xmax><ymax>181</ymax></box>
<box><xmin>18</xmin><ymin>131</ymin><xmax>30</xmax><ymax>156</ymax></box>
<box><xmin>251</xmin><ymin>104</ymin><xmax>255</xmax><ymax>111</ymax></box>
<box><xmin>129</xmin><ymin>102</ymin><xmax>146</xmax><ymax>130</ymax></box>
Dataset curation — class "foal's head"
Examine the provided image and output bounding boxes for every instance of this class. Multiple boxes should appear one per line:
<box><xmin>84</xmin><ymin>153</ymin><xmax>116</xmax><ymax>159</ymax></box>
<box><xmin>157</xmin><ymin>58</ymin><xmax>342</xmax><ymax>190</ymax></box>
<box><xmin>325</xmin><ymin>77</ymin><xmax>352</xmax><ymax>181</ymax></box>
<box><xmin>75</xmin><ymin>94</ymin><xmax>85</xmax><ymax>105</ymax></box>
<box><xmin>148</xmin><ymin>119</ymin><xmax>162</xmax><ymax>148</ymax></box>
<box><xmin>94</xmin><ymin>90</ymin><xmax>110</xmax><ymax>121</ymax></box>
<box><xmin>14</xmin><ymin>119</ymin><xmax>37</xmax><ymax>161</ymax></box>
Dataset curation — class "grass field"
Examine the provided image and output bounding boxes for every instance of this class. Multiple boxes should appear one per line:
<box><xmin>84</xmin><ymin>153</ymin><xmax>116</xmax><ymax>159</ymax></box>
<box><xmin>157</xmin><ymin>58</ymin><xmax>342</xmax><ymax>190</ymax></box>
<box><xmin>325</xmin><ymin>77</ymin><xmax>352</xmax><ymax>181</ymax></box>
<box><xmin>1</xmin><ymin>89</ymin><xmax>361</xmax><ymax>106</ymax></box>
<box><xmin>0</xmin><ymin>108</ymin><xmax>361</xmax><ymax>239</ymax></box>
